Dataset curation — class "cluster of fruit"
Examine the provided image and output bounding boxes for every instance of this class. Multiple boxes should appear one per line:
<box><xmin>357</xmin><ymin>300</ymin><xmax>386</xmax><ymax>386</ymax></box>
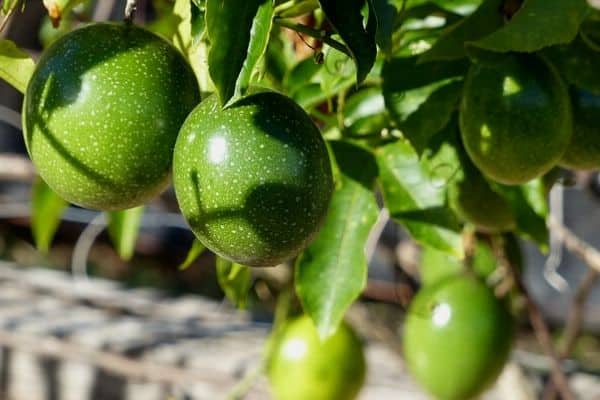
<box><xmin>398</xmin><ymin>30</ymin><xmax>600</xmax><ymax>398</ymax></box>
<box><xmin>23</xmin><ymin>22</ymin><xmax>333</xmax><ymax>268</ymax></box>
<box><xmin>451</xmin><ymin>45</ymin><xmax>600</xmax><ymax>234</ymax></box>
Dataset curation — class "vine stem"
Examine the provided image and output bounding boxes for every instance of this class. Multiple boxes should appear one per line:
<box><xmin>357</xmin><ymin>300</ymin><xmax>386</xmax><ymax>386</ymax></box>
<box><xmin>491</xmin><ymin>236</ymin><xmax>574</xmax><ymax>400</ymax></box>
<box><xmin>124</xmin><ymin>0</ymin><xmax>137</xmax><ymax>23</ymax></box>
<box><xmin>541</xmin><ymin>216</ymin><xmax>600</xmax><ymax>400</ymax></box>
<box><xmin>273</xmin><ymin>17</ymin><xmax>351</xmax><ymax>57</ymax></box>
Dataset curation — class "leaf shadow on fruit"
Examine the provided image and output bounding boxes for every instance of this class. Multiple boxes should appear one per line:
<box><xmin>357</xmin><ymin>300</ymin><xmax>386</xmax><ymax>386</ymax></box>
<box><xmin>28</xmin><ymin>110</ymin><xmax>122</xmax><ymax>191</ymax></box>
<box><xmin>24</xmin><ymin>29</ymin><xmax>177</xmax><ymax>195</ymax></box>
<box><xmin>188</xmin><ymin>170</ymin><xmax>321</xmax><ymax>266</ymax></box>
<box><xmin>28</xmin><ymin>26</ymin><xmax>159</xmax><ymax>113</ymax></box>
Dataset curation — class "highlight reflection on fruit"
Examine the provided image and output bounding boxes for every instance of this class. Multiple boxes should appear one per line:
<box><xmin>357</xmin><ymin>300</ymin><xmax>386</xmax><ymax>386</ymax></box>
<box><xmin>403</xmin><ymin>276</ymin><xmax>514</xmax><ymax>400</ymax></box>
<box><xmin>460</xmin><ymin>55</ymin><xmax>572</xmax><ymax>185</ymax></box>
<box><xmin>173</xmin><ymin>91</ymin><xmax>333</xmax><ymax>267</ymax></box>
<box><xmin>266</xmin><ymin>315</ymin><xmax>366</xmax><ymax>400</ymax></box>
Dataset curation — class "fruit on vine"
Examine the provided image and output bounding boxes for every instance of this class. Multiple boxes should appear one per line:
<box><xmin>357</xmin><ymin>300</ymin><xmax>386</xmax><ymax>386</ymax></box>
<box><xmin>173</xmin><ymin>91</ymin><xmax>333</xmax><ymax>267</ymax></box>
<box><xmin>460</xmin><ymin>55</ymin><xmax>572</xmax><ymax>185</ymax></box>
<box><xmin>23</xmin><ymin>23</ymin><xmax>200</xmax><ymax>210</ymax></box>
<box><xmin>266</xmin><ymin>315</ymin><xmax>366</xmax><ymax>400</ymax></box>
<box><xmin>448</xmin><ymin>150</ymin><xmax>515</xmax><ymax>232</ymax></box>
<box><xmin>403</xmin><ymin>276</ymin><xmax>514</xmax><ymax>400</ymax></box>
<box><xmin>560</xmin><ymin>88</ymin><xmax>600</xmax><ymax>170</ymax></box>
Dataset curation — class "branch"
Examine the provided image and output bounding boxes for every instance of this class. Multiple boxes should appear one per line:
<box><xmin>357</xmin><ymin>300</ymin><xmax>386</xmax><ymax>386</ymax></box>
<box><xmin>542</xmin><ymin>217</ymin><xmax>600</xmax><ymax>400</ymax></box>
<box><xmin>273</xmin><ymin>17</ymin><xmax>351</xmax><ymax>57</ymax></box>
<box><xmin>124</xmin><ymin>0</ymin><xmax>137</xmax><ymax>23</ymax></box>
<box><xmin>491</xmin><ymin>236</ymin><xmax>574</xmax><ymax>400</ymax></box>
<box><xmin>0</xmin><ymin>328</ymin><xmax>236</xmax><ymax>386</ymax></box>
<box><xmin>0</xmin><ymin>154</ymin><xmax>36</xmax><ymax>181</ymax></box>
<box><xmin>548</xmin><ymin>216</ymin><xmax>600</xmax><ymax>273</ymax></box>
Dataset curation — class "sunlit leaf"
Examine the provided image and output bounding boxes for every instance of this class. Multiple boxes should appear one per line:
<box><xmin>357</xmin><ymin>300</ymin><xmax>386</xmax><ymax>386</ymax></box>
<box><xmin>31</xmin><ymin>178</ymin><xmax>67</xmax><ymax>253</ymax></box>
<box><xmin>107</xmin><ymin>206</ymin><xmax>144</xmax><ymax>261</ymax></box>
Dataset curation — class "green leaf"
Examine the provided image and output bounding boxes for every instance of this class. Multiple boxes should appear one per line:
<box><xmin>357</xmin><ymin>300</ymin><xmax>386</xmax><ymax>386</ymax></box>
<box><xmin>469</xmin><ymin>0</ymin><xmax>589</xmax><ymax>53</ymax></box>
<box><xmin>318</xmin><ymin>0</ymin><xmax>377</xmax><ymax>83</ymax></box>
<box><xmin>0</xmin><ymin>39</ymin><xmax>35</xmax><ymax>94</ymax></box>
<box><xmin>31</xmin><ymin>178</ymin><xmax>67</xmax><ymax>253</ymax></box>
<box><xmin>396</xmin><ymin>80</ymin><xmax>463</xmax><ymax>154</ymax></box>
<box><xmin>2</xmin><ymin>0</ymin><xmax>21</xmax><ymax>15</ymax></box>
<box><xmin>107</xmin><ymin>206</ymin><xmax>144</xmax><ymax>261</ymax></box>
<box><xmin>216</xmin><ymin>257</ymin><xmax>252</xmax><ymax>309</ymax></box>
<box><xmin>290</xmin><ymin>48</ymin><xmax>356</xmax><ymax>109</ymax></box>
<box><xmin>206</xmin><ymin>0</ymin><xmax>274</xmax><ymax>105</ymax></box>
<box><xmin>382</xmin><ymin>57</ymin><xmax>467</xmax><ymax>150</ymax></box>
<box><xmin>368</xmin><ymin>0</ymin><xmax>402</xmax><ymax>57</ymax></box>
<box><xmin>382</xmin><ymin>56</ymin><xmax>469</xmax><ymax>93</ymax></box>
<box><xmin>418</xmin><ymin>0</ymin><xmax>504</xmax><ymax>63</ymax></box>
<box><xmin>376</xmin><ymin>136</ymin><xmax>463</xmax><ymax>257</ymax></box>
<box><xmin>492</xmin><ymin>180</ymin><xmax>549</xmax><ymax>251</ymax></box>
<box><xmin>296</xmin><ymin>141</ymin><xmax>379</xmax><ymax>338</ymax></box>
<box><xmin>343</xmin><ymin>87</ymin><xmax>388</xmax><ymax>136</ymax></box>
<box><xmin>179</xmin><ymin>239</ymin><xmax>207</xmax><ymax>270</ymax></box>
<box><xmin>285</xmin><ymin>57</ymin><xmax>322</xmax><ymax>94</ymax></box>
<box><xmin>545</xmin><ymin>34</ymin><xmax>600</xmax><ymax>95</ymax></box>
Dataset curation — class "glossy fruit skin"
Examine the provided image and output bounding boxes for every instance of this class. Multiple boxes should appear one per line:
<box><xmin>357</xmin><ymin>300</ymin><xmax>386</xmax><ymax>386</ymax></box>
<box><xmin>173</xmin><ymin>91</ymin><xmax>333</xmax><ymax>267</ymax></box>
<box><xmin>266</xmin><ymin>316</ymin><xmax>366</xmax><ymax>400</ymax></box>
<box><xmin>403</xmin><ymin>276</ymin><xmax>514</xmax><ymax>400</ymax></box>
<box><xmin>460</xmin><ymin>55</ymin><xmax>572</xmax><ymax>185</ymax></box>
<box><xmin>23</xmin><ymin>23</ymin><xmax>200</xmax><ymax>210</ymax></box>
<box><xmin>560</xmin><ymin>89</ymin><xmax>600</xmax><ymax>170</ymax></box>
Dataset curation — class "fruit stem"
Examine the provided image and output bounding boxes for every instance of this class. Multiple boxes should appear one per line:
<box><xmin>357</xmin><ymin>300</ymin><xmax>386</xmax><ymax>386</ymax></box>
<box><xmin>273</xmin><ymin>17</ymin><xmax>351</xmax><ymax>57</ymax></box>
<box><xmin>124</xmin><ymin>0</ymin><xmax>137</xmax><ymax>24</ymax></box>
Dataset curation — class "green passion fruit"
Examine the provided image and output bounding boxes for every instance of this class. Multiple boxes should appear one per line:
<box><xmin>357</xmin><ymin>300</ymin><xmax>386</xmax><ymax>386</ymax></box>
<box><xmin>561</xmin><ymin>88</ymin><xmax>600</xmax><ymax>170</ymax></box>
<box><xmin>460</xmin><ymin>55</ymin><xmax>572</xmax><ymax>185</ymax></box>
<box><xmin>403</xmin><ymin>276</ymin><xmax>514</xmax><ymax>399</ymax></box>
<box><xmin>23</xmin><ymin>23</ymin><xmax>200</xmax><ymax>210</ymax></box>
<box><xmin>448</xmin><ymin>149</ymin><xmax>515</xmax><ymax>232</ymax></box>
<box><xmin>266</xmin><ymin>315</ymin><xmax>366</xmax><ymax>400</ymax></box>
<box><xmin>173</xmin><ymin>91</ymin><xmax>333</xmax><ymax>267</ymax></box>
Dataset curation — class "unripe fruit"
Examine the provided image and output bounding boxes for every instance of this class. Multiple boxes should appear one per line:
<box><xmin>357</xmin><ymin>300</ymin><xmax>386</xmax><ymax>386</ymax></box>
<box><xmin>403</xmin><ymin>276</ymin><xmax>514</xmax><ymax>400</ymax></box>
<box><xmin>460</xmin><ymin>55</ymin><xmax>572</xmax><ymax>185</ymax></box>
<box><xmin>173</xmin><ymin>91</ymin><xmax>333</xmax><ymax>267</ymax></box>
<box><xmin>560</xmin><ymin>88</ymin><xmax>600</xmax><ymax>170</ymax></box>
<box><xmin>266</xmin><ymin>316</ymin><xmax>366</xmax><ymax>400</ymax></box>
<box><xmin>24</xmin><ymin>23</ymin><xmax>200</xmax><ymax>210</ymax></box>
<box><xmin>448</xmin><ymin>151</ymin><xmax>515</xmax><ymax>232</ymax></box>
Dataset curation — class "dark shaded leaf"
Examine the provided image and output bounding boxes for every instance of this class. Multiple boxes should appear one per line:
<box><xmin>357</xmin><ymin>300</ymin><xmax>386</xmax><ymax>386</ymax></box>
<box><xmin>492</xmin><ymin>179</ymin><xmax>549</xmax><ymax>251</ymax></box>
<box><xmin>418</xmin><ymin>0</ymin><xmax>503</xmax><ymax>63</ymax></box>
<box><xmin>470</xmin><ymin>0</ymin><xmax>589</xmax><ymax>53</ymax></box>
<box><xmin>318</xmin><ymin>0</ymin><xmax>377</xmax><ymax>83</ymax></box>
<box><xmin>397</xmin><ymin>80</ymin><xmax>463</xmax><ymax>154</ymax></box>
